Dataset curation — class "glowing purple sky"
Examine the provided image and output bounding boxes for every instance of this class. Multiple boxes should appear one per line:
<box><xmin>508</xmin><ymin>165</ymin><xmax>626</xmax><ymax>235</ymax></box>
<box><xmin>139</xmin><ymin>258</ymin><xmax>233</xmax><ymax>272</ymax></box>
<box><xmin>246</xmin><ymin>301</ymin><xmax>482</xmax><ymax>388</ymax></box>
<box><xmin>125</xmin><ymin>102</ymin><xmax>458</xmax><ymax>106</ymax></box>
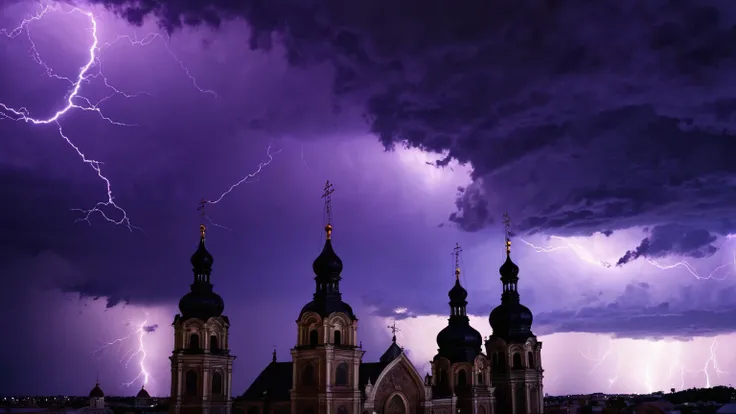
<box><xmin>3</xmin><ymin>0</ymin><xmax>736</xmax><ymax>398</ymax></box>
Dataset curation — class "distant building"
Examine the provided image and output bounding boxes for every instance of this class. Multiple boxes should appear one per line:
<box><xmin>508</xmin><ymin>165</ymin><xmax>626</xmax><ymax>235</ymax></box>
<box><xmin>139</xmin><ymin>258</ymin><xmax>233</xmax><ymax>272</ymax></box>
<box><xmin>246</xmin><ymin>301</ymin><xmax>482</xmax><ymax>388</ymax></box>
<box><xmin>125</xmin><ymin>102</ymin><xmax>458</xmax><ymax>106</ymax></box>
<box><xmin>221</xmin><ymin>185</ymin><xmax>545</xmax><ymax>414</ymax></box>
<box><xmin>78</xmin><ymin>383</ymin><xmax>113</xmax><ymax>414</ymax></box>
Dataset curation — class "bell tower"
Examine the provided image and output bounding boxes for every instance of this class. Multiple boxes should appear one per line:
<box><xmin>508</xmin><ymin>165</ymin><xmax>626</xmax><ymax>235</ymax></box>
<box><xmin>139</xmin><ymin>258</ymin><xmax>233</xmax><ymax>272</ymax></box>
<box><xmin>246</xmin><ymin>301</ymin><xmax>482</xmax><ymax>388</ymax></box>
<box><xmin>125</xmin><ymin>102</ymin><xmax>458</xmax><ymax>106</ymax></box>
<box><xmin>485</xmin><ymin>214</ymin><xmax>543</xmax><ymax>414</ymax></box>
<box><xmin>170</xmin><ymin>208</ymin><xmax>236</xmax><ymax>414</ymax></box>
<box><xmin>290</xmin><ymin>181</ymin><xmax>364</xmax><ymax>414</ymax></box>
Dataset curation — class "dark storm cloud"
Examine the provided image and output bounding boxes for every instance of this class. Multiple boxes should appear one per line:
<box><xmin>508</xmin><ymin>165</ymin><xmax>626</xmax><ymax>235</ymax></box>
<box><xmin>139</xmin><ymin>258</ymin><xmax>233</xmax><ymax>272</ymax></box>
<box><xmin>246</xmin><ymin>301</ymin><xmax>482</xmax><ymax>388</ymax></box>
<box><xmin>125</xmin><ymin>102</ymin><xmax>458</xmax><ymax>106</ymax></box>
<box><xmin>87</xmin><ymin>0</ymin><xmax>736</xmax><ymax>246</ymax></box>
<box><xmin>142</xmin><ymin>324</ymin><xmax>158</xmax><ymax>333</ymax></box>
<box><xmin>616</xmin><ymin>224</ymin><xmax>719</xmax><ymax>266</ymax></box>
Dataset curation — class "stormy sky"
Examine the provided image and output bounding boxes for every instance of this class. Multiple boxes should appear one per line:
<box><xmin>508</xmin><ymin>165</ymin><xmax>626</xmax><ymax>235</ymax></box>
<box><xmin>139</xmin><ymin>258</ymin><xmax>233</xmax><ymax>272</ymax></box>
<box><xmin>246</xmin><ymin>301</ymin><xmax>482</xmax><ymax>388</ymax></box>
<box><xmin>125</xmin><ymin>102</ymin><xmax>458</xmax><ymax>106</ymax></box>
<box><xmin>2</xmin><ymin>0</ymin><xmax>736</xmax><ymax>397</ymax></box>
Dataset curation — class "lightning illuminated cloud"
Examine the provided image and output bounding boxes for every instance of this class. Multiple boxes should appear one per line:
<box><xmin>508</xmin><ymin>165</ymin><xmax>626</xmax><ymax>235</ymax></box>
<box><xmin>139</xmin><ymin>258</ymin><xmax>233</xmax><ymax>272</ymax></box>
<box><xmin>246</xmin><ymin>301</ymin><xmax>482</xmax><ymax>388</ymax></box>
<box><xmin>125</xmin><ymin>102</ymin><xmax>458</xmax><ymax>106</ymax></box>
<box><xmin>93</xmin><ymin>318</ymin><xmax>157</xmax><ymax>388</ymax></box>
<box><xmin>519</xmin><ymin>236</ymin><xmax>736</xmax><ymax>280</ymax></box>
<box><xmin>0</xmin><ymin>3</ymin><xmax>216</xmax><ymax>231</ymax></box>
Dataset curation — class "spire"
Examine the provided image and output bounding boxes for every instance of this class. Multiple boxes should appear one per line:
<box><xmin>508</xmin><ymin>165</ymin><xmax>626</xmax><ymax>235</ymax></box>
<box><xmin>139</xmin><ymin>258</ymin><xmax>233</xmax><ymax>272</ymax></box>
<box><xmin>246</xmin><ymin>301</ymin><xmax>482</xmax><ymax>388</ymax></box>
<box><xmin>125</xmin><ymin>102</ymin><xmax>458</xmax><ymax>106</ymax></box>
<box><xmin>448</xmin><ymin>243</ymin><xmax>469</xmax><ymax>316</ymax></box>
<box><xmin>191</xmin><ymin>199</ymin><xmax>214</xmax><ymax>284</ymax></box>
<box><xmin>272</xmin><ymin>347</ymin><xmax>277</xmax><ymax>363</ymax></box>
<box><xmin>312</xmin><ymin>180</ymin><xmax>343</xmax><ymax>285</ymax></box>
<box><xmin>380</xmin><ymin>321</ymin><xmax>403</xmax><ymax>364</ymax></box>
<box><xmin>499</xmin><ymin>213</ymin><xmax>520</xmax><ymax>303</ymax></box>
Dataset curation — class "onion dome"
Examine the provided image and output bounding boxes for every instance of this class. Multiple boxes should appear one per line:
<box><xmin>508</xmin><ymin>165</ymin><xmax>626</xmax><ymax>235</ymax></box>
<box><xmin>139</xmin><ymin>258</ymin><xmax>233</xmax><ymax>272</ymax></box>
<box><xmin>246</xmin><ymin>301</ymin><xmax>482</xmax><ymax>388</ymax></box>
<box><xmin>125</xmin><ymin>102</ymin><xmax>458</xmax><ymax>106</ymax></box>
<box><xmin>488</xmin><ymin>236</ymin><xmax>534</xmax><ymax>341</ymax></box>
<box><xmin>300</xmin><ymin>222</ymin><xmax>356</xmax><ymax>320</ymax></box>
<box><xmin>136</xmin><ymin>386</ymin><xmax>150</xmax><ymax>399</ymax></box>
<box><xmin>89</xmin><ymin>383</ymin><xmax>104</xmax><ymax>398</ymax></box>
<box><xmin>436</xmin><ymin>264</ymin><xmax>482</xmax><ymax>362</ymax></box>
<box><xmin>179</xmin><ymin>225</ymin><xmax>224</xmax><ymax>320</ymax></box>
<box><xmin>312</xmin><ymin>224</ymin><xmax>343</xmax><ymax>277</ymax></box>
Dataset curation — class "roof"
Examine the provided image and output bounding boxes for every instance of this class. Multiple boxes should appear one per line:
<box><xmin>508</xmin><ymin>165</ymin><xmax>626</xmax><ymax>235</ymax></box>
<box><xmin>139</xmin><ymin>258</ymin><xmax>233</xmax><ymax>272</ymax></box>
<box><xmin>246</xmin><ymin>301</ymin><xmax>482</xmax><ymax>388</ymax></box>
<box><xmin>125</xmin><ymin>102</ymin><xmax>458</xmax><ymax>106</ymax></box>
<box><xmin>239</xmin><ymin>361</ymin><xmax>388</xmax><ymax>401</ymax></box>
<box><xmin>89</xmin><ymin>384</ymin><xmax>104</xmax><ymax>398</ymax></box>
<box><xmin>136</xmin><ymin>386</ymin><xmax>151</xmax><ymax>398</ymax></box>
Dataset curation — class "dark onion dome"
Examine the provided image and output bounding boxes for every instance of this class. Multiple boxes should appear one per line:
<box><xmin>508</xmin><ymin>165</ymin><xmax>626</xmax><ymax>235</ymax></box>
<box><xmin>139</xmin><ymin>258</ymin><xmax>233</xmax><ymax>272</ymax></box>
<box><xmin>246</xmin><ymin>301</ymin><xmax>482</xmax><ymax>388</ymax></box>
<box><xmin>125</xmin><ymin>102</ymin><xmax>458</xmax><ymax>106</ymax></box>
<box><xmin>489</xmin><ymin>244</ymin><xmax>534</xmax><ymax>341</ymax></box>
<box><xmin>312</xmin><ymin>224</ymin><xmax>343</xmax><ymax>277</ymax></box>
<box><xmin>89</xmin><ymin>383</ymin><xmax>104</xmax><ymax>398</ymax></box>
<box><xmin>379</xmin><ymin>336</ymin><xmax>403</xmax><ymax>364</ymax></box>
<box><xmin>436</xmin><ymin>267</ymin><xmax>482</xmax><ymax>362</ymax></box>
<box><xmin>300</xmin><ymin>223</ymin><xmax>356</xmax><ymax>320</ymax></box>
<box><xmin>136</xmin><ymin>386</ymin><xmax>150</xmax><ymax>398</ymax></box>
<box><xmin>179</xmin><ymin>225</ymin><xmax>224</xmax><ymax>320</ymax></box>
<box><xmin>448</xmin><ymin>278</ymin><xmax>468</xmax><ymax>303</ymax></box>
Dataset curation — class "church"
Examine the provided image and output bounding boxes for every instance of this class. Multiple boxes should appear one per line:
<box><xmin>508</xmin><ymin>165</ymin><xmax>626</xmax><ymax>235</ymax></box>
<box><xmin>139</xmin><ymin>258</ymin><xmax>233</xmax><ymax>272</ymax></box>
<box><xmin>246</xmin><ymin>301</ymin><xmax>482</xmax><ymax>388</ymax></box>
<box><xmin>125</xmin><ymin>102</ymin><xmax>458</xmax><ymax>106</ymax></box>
<box><xmin>167</xmin><ymin>183</ymin><xmax>544</xmax><ymax>414</ymax></box>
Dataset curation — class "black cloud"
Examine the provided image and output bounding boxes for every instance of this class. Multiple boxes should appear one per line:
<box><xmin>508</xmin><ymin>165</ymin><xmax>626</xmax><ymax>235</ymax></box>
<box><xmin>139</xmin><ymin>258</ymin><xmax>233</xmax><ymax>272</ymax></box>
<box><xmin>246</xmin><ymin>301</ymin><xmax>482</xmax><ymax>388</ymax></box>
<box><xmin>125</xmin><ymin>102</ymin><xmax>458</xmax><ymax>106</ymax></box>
<box><xmin>617</xmin><ymin>224</ymin><xmax>719</xmax><ymax>266</ymax></box>
<box><xmin>85</xmin><ymin>0</ymin><xmax>736</xmax><ymax>243</ymax></box>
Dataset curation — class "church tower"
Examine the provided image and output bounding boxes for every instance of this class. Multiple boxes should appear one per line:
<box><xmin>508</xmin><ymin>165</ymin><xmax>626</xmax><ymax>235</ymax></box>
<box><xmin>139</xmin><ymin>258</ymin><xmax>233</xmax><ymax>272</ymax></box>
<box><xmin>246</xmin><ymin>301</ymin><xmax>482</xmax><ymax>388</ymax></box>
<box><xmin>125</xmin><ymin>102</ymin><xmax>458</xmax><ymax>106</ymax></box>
<box><xmin>485</xmin><ymin>215</ymin><xmax>543</xmax><ymax>414</ymax></box>
<box><xmin>431</xmin><ymin>244</ymin><xmax>494</xmax><ymax>414</ymax></box>
<box><xmin>290</xmin><ymin>181</ymin><xmax>364</xmax><ymax>414</ymax></box>
<box><xmin>170</xmin><ymin>223</ymin><xmax>236</xmax><ymax>414</ymax></box>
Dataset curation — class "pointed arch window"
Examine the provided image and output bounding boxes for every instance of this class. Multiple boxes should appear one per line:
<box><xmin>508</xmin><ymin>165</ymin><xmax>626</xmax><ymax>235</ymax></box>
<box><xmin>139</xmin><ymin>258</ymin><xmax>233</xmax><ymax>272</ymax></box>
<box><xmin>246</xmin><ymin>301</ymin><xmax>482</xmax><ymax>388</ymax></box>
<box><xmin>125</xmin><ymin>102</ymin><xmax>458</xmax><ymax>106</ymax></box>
<box><xmin>386</xmin><ymin>395</ymin><xmax>406</xmax><ymax>414</ymax></box>
<box><xmin>185</xmin><ymin>370</ymin><xmax>198</xmax><ymax>396</ymax></box>
<box><xmin>335</xmin><ymin>362</ymin><xmax>348</xmax><ymax>386</ymax></box>
<box><xmin>211</xmin><ymin>371</ymin><xmax>223</xmax><ymax>395</ymax></box>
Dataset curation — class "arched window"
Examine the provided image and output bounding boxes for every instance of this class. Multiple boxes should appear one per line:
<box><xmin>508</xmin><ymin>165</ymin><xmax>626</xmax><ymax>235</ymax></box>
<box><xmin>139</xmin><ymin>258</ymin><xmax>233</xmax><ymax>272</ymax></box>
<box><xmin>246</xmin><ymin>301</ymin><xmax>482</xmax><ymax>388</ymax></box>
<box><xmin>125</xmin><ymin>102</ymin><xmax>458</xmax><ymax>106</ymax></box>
<box><xmin>439</xmin><ymin>369</ymin><xmax>448</xmax><ymax>388</ymax></box>
<box><xmin>527</xmin><ymin>351</ymin><xmax>535</xmax><ymax>368</ymax></box>
<box><xmin>189</xmin><ymin>333</ymin><xmax>200</xmax><ymax>350</ymax></box>
<box><xmin>211</xmin><ymin>371</ymin><xmax>223</xmax><ymax>395</ymax></box>
<box><xmin>309</xmin><ymin>329</ymin><xmax>318</xmax><ymax>346</ymax></box>
<box><xmin>386</xmin><ymin>395</ymin><xmax>406</xmax><ymax>414</ymax></box>
<box><xmin>337</xmin><ymin>406</ymin><xmax>348</xmax><ymax>414</ymax></box>
<box><xmin>247</xmin><ymin>407</ymin><xmax>260</xmax><ymax>414</ymax></box>
<box><xmin>477</xmin><ymin>372</ymin><xmax>483</xmax><ymax>385</ymax></box>
<box><xmin>185</xmin><ymin>370</ymin><xmax>198</xmax><ymax>396</ymax></box>
<box><xmin>457</xmin><ymin>369</ymin><xmax>467</xmax><ymax>387</ymax></box>
<box><xmin>335</xmin><ymin>363</ymin><xmax>349</xmax><ymax>386</ymax></box>
<box><xmin>210</xmin><ymin>335</ymin><xmax>219</xmax><ymax>351</ymax></box>
<box><xmin>334</xmin><ymin>330</ymin><xmax>342</xmax><ymax>345</ymax></box>
<box><xmin>302</xmin><ymin>363</ymin><xmax>315</xmax><ymax>386</ymax></box>
<box><xmin>512</xmin><ymin>353</ymin><xmax>522</xmax><ymax>369</ymax></box>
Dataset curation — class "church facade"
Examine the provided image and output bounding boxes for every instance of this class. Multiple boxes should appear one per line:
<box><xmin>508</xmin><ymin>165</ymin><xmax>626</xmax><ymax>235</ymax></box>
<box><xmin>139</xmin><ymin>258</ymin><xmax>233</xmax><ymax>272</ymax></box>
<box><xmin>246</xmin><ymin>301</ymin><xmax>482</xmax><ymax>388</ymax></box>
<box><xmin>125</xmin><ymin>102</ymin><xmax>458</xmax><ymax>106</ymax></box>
<box><xmin>169</xmin><ymin>185</ymin><xmax>543</xmax><ymax>414</ymax></box>
<box><xmin>231</xmin><ymin>194</ymin><xmax>543</xmax><ymax>414</ymax></box>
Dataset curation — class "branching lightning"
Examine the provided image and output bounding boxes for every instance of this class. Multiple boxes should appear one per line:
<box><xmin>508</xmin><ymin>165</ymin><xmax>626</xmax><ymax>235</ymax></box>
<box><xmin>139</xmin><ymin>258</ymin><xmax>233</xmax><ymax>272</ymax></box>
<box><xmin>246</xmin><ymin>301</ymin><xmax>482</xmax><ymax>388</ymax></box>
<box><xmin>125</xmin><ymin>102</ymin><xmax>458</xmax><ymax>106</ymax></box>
<box><xmin>93</xmin><ymin>318</ymin><xmax>156</xmax><ymax>388</ymax></box>
<box><xmin>519</xmin><ymin>236</ymin><xmax>736</xmax><ymax>280</ymax></box>
<box><xmin>0</xmin><ymin>3</ymin><xmax>215</xmax><ymax>231</ymax></box>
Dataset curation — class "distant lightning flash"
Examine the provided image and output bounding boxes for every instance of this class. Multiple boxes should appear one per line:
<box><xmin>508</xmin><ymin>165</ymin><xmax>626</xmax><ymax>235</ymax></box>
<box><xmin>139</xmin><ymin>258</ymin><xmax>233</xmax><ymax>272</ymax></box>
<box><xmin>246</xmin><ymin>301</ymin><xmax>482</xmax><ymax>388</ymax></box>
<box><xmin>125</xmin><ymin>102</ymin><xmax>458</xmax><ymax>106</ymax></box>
<box><xmin>94</xmin><ymin>319</ymin><xmax>157</xmax><ymax>388</ymax></box>
<box><xmin>520</xmin><ymin>236</ymin><xmax>736</xmax><ymax>280</ymax></box>
<box><xmin>0</xmin><ymin>3</ymin><xmax>214</xmax><ymax>230</ymax></box>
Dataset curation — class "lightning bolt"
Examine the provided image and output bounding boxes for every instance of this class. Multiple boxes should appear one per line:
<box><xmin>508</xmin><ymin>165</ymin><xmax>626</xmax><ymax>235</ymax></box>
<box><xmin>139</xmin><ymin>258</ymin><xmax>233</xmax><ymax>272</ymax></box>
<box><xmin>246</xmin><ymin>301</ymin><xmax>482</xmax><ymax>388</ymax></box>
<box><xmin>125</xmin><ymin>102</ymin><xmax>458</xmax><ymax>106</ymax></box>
<box><xmin>519</xmin><ymin>236</ymin><xmax>736</xmax><ymax>280</ymax></box>
<box><xmin>579</xmin><ymin>337</ymin><xmax>619</xmax><ymax>389</ymax></box>
<box><xmin>199</xmin><ymin>143</ymin><xmax>282</xmax><ymax>229</ymax></box>
<box><xmin>94</xmin><ymin>318</ymin><xmax>155</xmax><ymax>388</ymax></box>
<box><xmin>0</xmin><ymin>3</ymin><xmax>214</xmax><ymax>231</ymax></box>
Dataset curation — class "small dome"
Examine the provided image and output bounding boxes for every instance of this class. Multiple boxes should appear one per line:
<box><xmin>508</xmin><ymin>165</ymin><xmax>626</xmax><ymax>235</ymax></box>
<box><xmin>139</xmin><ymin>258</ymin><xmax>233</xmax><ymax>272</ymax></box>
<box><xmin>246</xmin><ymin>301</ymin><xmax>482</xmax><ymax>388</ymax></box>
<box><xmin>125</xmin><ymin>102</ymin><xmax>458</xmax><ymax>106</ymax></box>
<box><xmin>312</xmin><ymin>239</ymin><xmax>343</xmax><ymax>277</ymax></box>
<box><xmin>299</xmin><ymin>299</ymin><xmax>355</xmax><ymax>320</ymax></box>
<box><xmin>89</xmin><ymin>383</ymin><xmax>104</xmax><ymax>398</ymax></box>
<box><xmin>191</xmin><ymin>235</ymin><xmax>214</xmax><ymax>271</ymax></box>
<box><xmin>179</xmin><ymin>289</ymin><xmax>224</xmax><ymax>320</ymax></box>
<box><xmin>136</xmin><ymin>386</ymin><xmax>150</xmax><ymax>399</ymax></box>
<box><xmin>499</xmin><ymin>254</ymin><xmax>519</xmax><ymax>280</ymax></box>
<box><xmin>489</xmin><ymin>302</ymin><xmax>534</xmax><ymax>339</ymax></box>
<box><xmin>448</xmin><ymin>279</ymin><xmax>467</xmax><ymax>303</ymax></box>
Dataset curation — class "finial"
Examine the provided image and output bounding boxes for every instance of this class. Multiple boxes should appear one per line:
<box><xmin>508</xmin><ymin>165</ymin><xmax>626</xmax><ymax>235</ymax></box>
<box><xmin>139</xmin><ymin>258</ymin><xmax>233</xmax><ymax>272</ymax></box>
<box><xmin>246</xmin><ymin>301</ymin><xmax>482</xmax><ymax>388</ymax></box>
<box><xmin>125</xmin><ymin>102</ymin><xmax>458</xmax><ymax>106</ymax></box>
<box><xmin>322</xmin><ymin>180</ymin><xmax>335</xmax><ymax>240</ymax></box>
<box><xmin>453</xmin><ymin>243</ymin><xmax>463</xmax><ymax>280</ymax></box>
<box><xmin>359</xmin><ymin>341</ymin><xmax>363</xmax><ymax>349</ymax></box>
<box><xmin>197</xmin><ymin>198</ymin><xmax>208</xmax><ymax>239</ymax></box>
<box><xmin>502</xmin><ymin>212</ymin><xmax>512</xmax><ymax>255</ymax></box>
<box><xmin>96</xmin><ymin>370</ymin><xmax>99</xmax><ymax>386</ymax></box>
<box><xmin>388</xmin><ymin>321</ymin><xmax>400</xmax><ymax>343</ymax></box>
<box><xmin>272</xmin><ymin>346</ymin><xmax>277</xmax><ymax>363</ymax></box>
